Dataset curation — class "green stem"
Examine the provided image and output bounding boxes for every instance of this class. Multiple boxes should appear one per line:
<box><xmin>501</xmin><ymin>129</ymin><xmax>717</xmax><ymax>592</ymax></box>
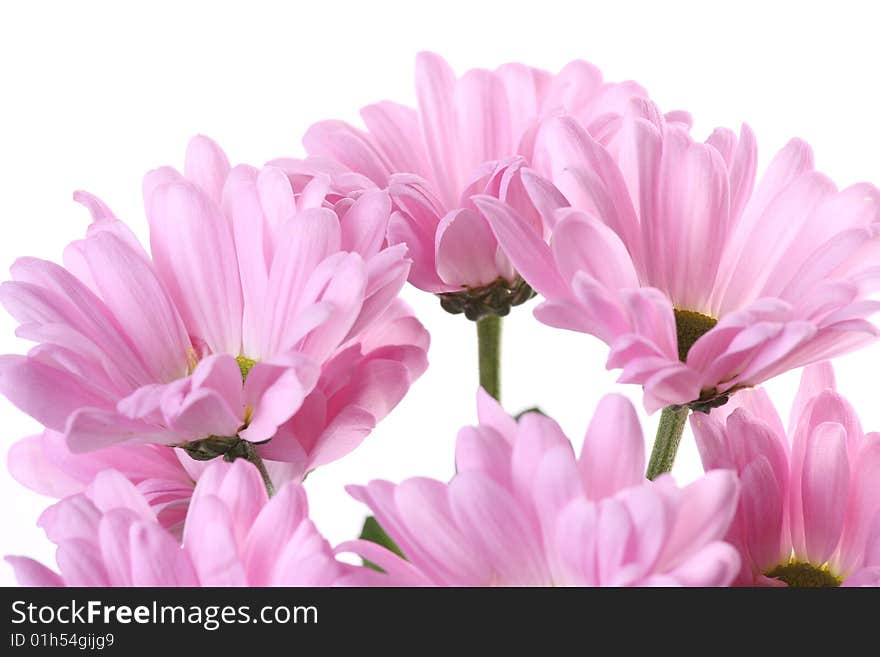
<box><xmin>477</xmin><ymin>315</ymin><xmax>502</xmax><ymax>401</ymax></box>
<box><xmin>646</xmin><ymin>406</ymin><xmax>689</xmax><ymax>480</ymax></box>
<box><xmin>243</xmin><ymin>441</ymin><xmax>275</xmax><ymax>497</ymax></box>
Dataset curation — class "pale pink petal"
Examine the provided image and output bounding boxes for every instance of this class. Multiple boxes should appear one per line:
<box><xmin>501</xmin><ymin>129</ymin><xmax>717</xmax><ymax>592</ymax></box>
<box><xmin>302</xmin><ymin>120</ymin><xmax>390</xmax><ymax>187</ymax></box>
<box><xmin>339</xmin><ymin>189</ymin><xmax>392</xmax><ymax>257</ymax></box>
<box><xmin>129</xmin><ymin>521</ymin><xmax>199</xmax><ymax>586</ymax></box>
<box><xmin>475</xmin><ymin>195</ymin><xmax>568</xmax><ymax>297</ymax></box>
<box><xmin>789</xmin><ymin>361</ymin><xmax>836</xmax><ymax>434</ymax></box>
<box><xmin>184</xmin><ymin>135</ymin><xmax>231</xmax><ymax>204</ymax></box>
<box><xmin>415</xmin><ymin>51</ymin><xmax>460</xmax><ymax>207</ymax></box>
<box><xmin>5</xmin><ymin>556</ymin><xmax>64</xmax><ymax>587</ymax></box>
<box><xmin>243</xmin><ymin>482</ymin><xmax>308</xmax><ymax>585</ymax></box>
<box><xmin>551</xmin><ymin>211</ymin><xmax>639</xmax><ymax>290</ymax></box>
<box><xmin>83</xmin><ymin>232</ymin><xmax>192</xmax><ymax>382</ymax></box>
<box><xmin>579</xmin><ymin>394</ymin><xmax>645</xmax><ymax>498</ymax></box>
<box><xmin>146</xmin><ymin>180</ymin><xmax>243</xmax><ymax>355</ymax></box>
<box><xmin>449</xmin><ymin>471</ymin><xmax>549</xmax><ymax>585</ymax></box>
<box><xmin>260</xmin><ymin>208</ymin><xmax>342</xmax><ymax>357</ymax></box>
<box><xmin>0</xmin><ymin>355</ymin><xmax>111</xmax><ymax>432</ymax></box>
<box><xmin>475</xmin><ymin>387</ymin><xmax>518</xmax><ymax>440</ymax></box>
<box><xmin>361</xmin><ymin>101</ymin><xmax>431</xmax><ymax>180</ymax></box>
<box><xmin>222</xmin><ymin>164</ymin><xmax>269</xmax><ymax>357</ymax></box>
<box><xmin>181</xmin><ymin>494</ymin><xmax>246</xmax><ymax>586</ymax></box>
<box><xmin>454</xmin><ymin>68</ymin><xmax>511</xmax><ymax>175</ymax></box>
<box><xmin>666</xmin><ymin>541</ymin><xmax>741</xmax><ymax>587</ymax></box>
<box><xmin>240</xmin><ymin>360</ymin><xmax>314</xmax><ymax>444</ymax></box>
<box><xmin>658</xmin><ymin>470</ymin><xmax>739</xmax><ymax>570</ymax></box>
<box><xmin>435</xmin><ymin>208</ymin><xmax>502</xmax><ymax>287</ymax></box>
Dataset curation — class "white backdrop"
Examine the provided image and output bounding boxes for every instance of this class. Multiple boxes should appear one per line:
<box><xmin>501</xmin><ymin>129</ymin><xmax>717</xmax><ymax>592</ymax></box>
<box><xmin>1</xmin><ymin>0</ymin><xmax>879</xmax><ymax>586</ymax></box>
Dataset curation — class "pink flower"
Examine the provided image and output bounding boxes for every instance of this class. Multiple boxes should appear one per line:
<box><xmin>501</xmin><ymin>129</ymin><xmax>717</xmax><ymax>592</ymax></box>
<box><xmin>6</xmin><ymin>459</ymin><xmax>369</xmax><ymax>586</ymax></box>
<box><xmin>305</xmin><ymin>52</ymin><xmax>684</xmax><ymax>318</ymax></box>
<box><xmin>343</xmin><ymin>391</ymin><xmax>740</xmax><ymax>586</ymax></box>
<box><xmin>692</xmin><ymin>363</ymin><xmax>880</xmax><ymax>586</ymax></box>
<box><xmin>480</xmin><ymin>106</ymin><xmax>880</xmax><ymax>411</ymax></box>
<box><xmin>0</xmin><ymin>136</ymin><xmax>428</xmax><ymax>483</ymax></box>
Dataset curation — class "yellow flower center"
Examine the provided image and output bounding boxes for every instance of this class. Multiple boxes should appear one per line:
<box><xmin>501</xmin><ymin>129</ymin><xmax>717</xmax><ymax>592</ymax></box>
<box><xmin>236</xmin><ymin>355</ymin><xmax>257</xmax><ymax>381</ymax></box>
<box><xmin>673</xmin><ymin>309</ymin><xmax>718</xmax><ymax>362</ymax></box>
<box><xmin>765</xmin><ymin>560</ymin><xmax>842</xmax><ymax>587</ymax></box>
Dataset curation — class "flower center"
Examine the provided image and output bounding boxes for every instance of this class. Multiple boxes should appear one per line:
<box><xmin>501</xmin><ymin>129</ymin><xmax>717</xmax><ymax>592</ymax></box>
<box><xmin>437</xmin><ymin>277</ymin><xmax>536</xmax><ymax>321</ymax></box>
<box><xmin>236</xmin><ymin>356</ymin><xmax>257</xmax><ymax>381</ymax></box>
<box><xmin>673</xmin><ymin>309</ymin><xmax>718</xmax><ymax>362</ymax></box>
<box><xmin>765</xmin><ymin>560</ymin><xmax>842</xmax><ymax>587</ymax></box>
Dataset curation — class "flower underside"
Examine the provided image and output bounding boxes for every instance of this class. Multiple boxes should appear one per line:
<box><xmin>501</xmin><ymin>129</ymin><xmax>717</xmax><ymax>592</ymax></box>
<box><xmin>182</xmin><ymin>435</ymin><xmax>252</xmax><ymax>462</ymax></box>
<box><xmin>673</xmin><ymin>309</ymin><xmax>718</xmax><ymax>362</ymax></box>
<box><xmin>765</xmin><ymin>561</ymin><xmax>842</xmax><ymax>587</ymax></box>
<box><xmin>437</xmin><ymin>277</ymin><xmax>536</xmax><ymax>321</ymax></box>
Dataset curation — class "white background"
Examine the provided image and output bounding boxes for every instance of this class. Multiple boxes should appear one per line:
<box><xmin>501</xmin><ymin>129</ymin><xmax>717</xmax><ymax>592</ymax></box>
<box><xmin>1</xmin><ymin>0</ymin><xmax>879</xmax><ymax>585</ymax></box>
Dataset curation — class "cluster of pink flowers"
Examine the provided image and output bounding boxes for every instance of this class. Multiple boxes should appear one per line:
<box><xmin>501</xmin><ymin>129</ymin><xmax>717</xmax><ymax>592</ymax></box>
<box><xmin>3</xmin><ymin>52</ymin><xmax>879</xmax><ymax>588</ymax></box>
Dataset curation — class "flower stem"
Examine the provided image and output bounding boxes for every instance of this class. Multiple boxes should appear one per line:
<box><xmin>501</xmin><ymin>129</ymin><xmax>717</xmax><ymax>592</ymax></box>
<box><xmin>646</xmin><ymin>406</ymin><xmax>689</xmax><ymax>480</ymax></box>
<box><xmin>477</xmin><ymin>315</ymin><xmax>502</xmax><ymax>401</ymax></box>
<box><xmin>242</xmin><ymin>441</ymin><xmax>275</xmax><ymax>497</ymax></box>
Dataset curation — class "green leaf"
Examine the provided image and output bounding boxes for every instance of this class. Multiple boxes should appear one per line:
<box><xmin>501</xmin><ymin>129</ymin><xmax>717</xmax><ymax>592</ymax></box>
<box><xmin>359</xmin><ymin>516</ymin><xmax>405</xmax><ymax>572</ymax></box>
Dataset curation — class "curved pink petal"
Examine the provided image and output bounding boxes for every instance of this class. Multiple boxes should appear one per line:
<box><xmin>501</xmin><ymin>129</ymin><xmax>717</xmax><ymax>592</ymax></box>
<box><xmin>146</xmin><ymin>180</ymin><xmax>242</xmax><ymax>356</ymax></box>
<box><xmin>579</xmin><ymin>394</ymin><xmax>644</xmax><ymax>498</ymax></box>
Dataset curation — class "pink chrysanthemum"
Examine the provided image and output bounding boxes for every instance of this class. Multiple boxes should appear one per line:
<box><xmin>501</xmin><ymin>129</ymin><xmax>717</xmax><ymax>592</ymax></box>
<box><xmin>6</xmin><ymin>460</ymin><xmax>370</xmax><ymax>586</ymax></box>
<box><xmin>343</xmin><ymin>391</ymin><xmax>740</xmax><ymax>586</ymax></box>
<box><xmin>692</xmin><ymin>363</ymin><xmax>880</xmax><ymax>586</ymax></box>
<box><xmin>480</xmin><ymin>104</ymin><xmax>880</xmax><ymax>411</ymax></box>
<box><xmin>0</xmin><ymin>136</ymin><xmax>428</xmax><ymax>484</ymax></box>
<box><xmin>304</xmin><ymin>52</ymin><xmax>686</xmax><ymax>318</ymax></box>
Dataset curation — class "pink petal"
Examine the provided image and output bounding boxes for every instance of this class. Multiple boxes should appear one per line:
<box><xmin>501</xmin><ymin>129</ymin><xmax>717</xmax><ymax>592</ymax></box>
<box><xmin>666</xmin><ymin>541</ymin><xmax>741</xmax><ymax>587</ymax></box>
<box><xmin>5</xmin><ymin>556</ymin><xmax>65</xmax><ymax>587</ymax></box>
<box><xmin>658</xmin><ymin>470</ymin><xmax>739</xmax><ymax>570</ymax></box>
<box><xmin>88</xmin><ymin>469</ymin><xmax>155</xmax><ymax>519</ymax></box>
<box><xmin>800</xmin><ymin>421</ymin><xmax>849</xmax><ymax>565</ymax></box>
<box><xmin>0</xmin><ymin>355</ymin><xmax>111</xmax><ymax>432</ymax></box>
<box><xmin>789</xmin><ymin>361</ymin><xmax>836</xmax><ymax>435</ymax></box>
<box><xmin>336</xmin><ymin>539</ymin><xmax>431</xmax><ymax>586</ymax></box>
<box><xmin>146</xmin><ymin>180</ymin><xmax>243</xmax><ymax>356</ymax></box>
<box><xmin>415</xmin><ymin>51</ymin><xmax>460</xmax><ymax>207</ymax></box>
<box><xmin>435</xmin><ymin>208</ymin><xmax>502</xmax><ymax>287</ymax></box>
<box><xmin>738</xmin><ymin>457</ymin><xmax>786</xmax><ymax>571</ymax></box>
<box><xmin>455</xmin><ymin>426</ymin><xmax>513</xmax><ymax>487</ymax></box>
<box><xmin>181</xmin><ymin>494</ymin><xmax>246</xmax><ymax>586</ymax></box>
<box><xmin>84</xmin><ymin>231</ymin><xmax>193</xmax><ymax>382</ymax></box>
<box><xmin>551</xmin><ymin>211</ymin><xmax>639</xmax><ymax>290</ymax></box>
<box><xmin>302</xmin><ymin>120</ymin><xmax>390</xmax><ymax>187</ymax></box>
<box><xmin>475</xmin><ymin>387</ymin><xmax>518</xmax><ymax>440</ymax></box>
<box><xmin>67</xmin><ymin>408</ymin><xmax>174</xmax><ymax>452</ymax></box>
<box><xmin>361</xmin><ymin>100</ymin><xmax>431</xmax><ymax>180</ymax></box>
<box><xmin>339</xmin><ymin>189</ymin><xmax>392</xmax><ymax>257</ymax></box>
<box><xmin>240</xmin><ymin>360</ymin><xmax>314</xmax><ymax>444</ymax></box>
<box><xmin>655</xmin><ymin>128</ymin><xmax>730</xmax><ymax>311</ymax></box>
<box><xmin>243</xmin><ymin>482</ymin><xmax>308</xmax><ymax>585</ymax></box>
<box><xmin>260</xmin><ymin>208</ymin><xmax>342</xmax><ymax>357</ymax></box>
<box><xmin>449</xmin><ymin>471</ymin><xmax>549</xmax><ymax>585</ymax></box>
<box><xmin>475</xmin><ymin>195</ymin><xmax>568</xmax><ymax>297</ymax></box>
<box><xmin>552</xmin><ymin>498</ymin><xmax>598</xmax><ymax>585</ymax></box>
<box><xmin>579</xmin><ymin>394</ymin><xmax>645</xmax><ymax>498</ymax></box>
<box><xmin>129</xmin><ymin>521</ymin><xmax>199</xmax><ymax>586</ymax></box>
<box><xmin>222</xmin><ymin>164</ymin><xmax>269</xmax><ymax>357</ymax></box>
<box><xmin>454</xmin><ymin>67</ymin><xmax>511</xmax><ymax>175</ymax></box>
<box><xmin>184</xmin><ymin>135</ymin><xmax>231</xmax><ymax>204</ymax></box>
